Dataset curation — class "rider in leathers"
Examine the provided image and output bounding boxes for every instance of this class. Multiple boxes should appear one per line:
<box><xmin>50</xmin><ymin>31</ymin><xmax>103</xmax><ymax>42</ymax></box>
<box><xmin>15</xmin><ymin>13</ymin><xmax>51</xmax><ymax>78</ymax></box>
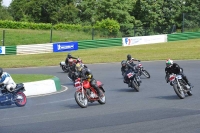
<box><xmin>165</xmin><ymin>59</ymin><xmax>193</xmax><ymax>88</ymax></box>
<box><xmin>65</xmin><ymin>53</ymin><xmax>77</xmax><ymax>65</ymax></box>
<box><xmin>123</xmin><ymin>61</ymin><xmax>138</xmax><ymax>87</ymax></box>
<box><xmin>76</xmin><ymin>63</ymin><xmax>102</xmax><ymax>97</ymax></box>
<box><xmin>121</xmin><ymin>54</ymin><xmax>140</xmax><ymax>75</ymax></box>
<box><xmin>0</xmin><ymin>68</ymin><xmax>16</xmax><ymax>96</ymax></box>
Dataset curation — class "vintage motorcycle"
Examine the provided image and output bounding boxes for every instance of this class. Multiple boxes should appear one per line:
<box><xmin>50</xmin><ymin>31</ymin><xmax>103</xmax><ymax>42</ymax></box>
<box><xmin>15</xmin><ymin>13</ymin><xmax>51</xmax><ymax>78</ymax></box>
<box><xmin>168</xmin><ymin>73</ymin><xmax>192</xmax><ymax>99</ymax></box>
<box><xmin>126</xmin><ymin>69</ymin><xmax>141</xmax><ymax>92</ymax></box>
<box><xmin>0</xmin><ymin>83</ymin><xmax>27</xmax><ymax>107</ymax></box>
<box><xmin>136</xmin><ymin>61</ymin><xmax>150</xmax><ymax>78</ymax></box>
<box><xmin>74</xmin><ymin>78</ymin><xmax>106</xmax><ymax>108</ymax></box>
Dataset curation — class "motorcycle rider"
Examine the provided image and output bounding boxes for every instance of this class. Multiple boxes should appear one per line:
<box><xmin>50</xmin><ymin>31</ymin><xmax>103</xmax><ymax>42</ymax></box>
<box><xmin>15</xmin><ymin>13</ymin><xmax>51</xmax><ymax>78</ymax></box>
<box><xmin>165</xmin><ymin>59</ymin><xmax>193</xmax><ymax>89</ymax></box>
<box><xmin>65</xmin><ymin>53</ymin><xmax>77</xmax><ymax>65</ymax></box>
<box><xmin>0</xmin><ymin>68</ymin><xmax>16</xmax><ymax>96</ymax></box>
<box><xmin>123</xmin><ymin>61</ymin><xmax>138</xmax><ymax>87</ymax></box>
<box><xmin>76</xmin><ymin>63</ymin><xmax>102</xmax><ymax>97</ymax></box>
<box><xmin>121</xmin><ymin>54</ymin><xmax>140</xmax><ymax>73</ymax></box>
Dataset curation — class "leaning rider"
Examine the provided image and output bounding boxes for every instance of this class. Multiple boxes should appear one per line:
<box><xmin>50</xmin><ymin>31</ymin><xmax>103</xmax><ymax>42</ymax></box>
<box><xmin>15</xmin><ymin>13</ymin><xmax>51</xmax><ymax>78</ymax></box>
<box><xmin>0</xmin><ymin>68</ymin><xmax>16</xmax><ymax>96</ymax></box>
<box><xmin>165</xmin><ymin>59</ymin><xmax>193</xmax><ymax>89</ymax></box>
<box><xmin>76</xmin><ymin>63</ymin><xmax>102</xmax><ymax>97</ymax></box>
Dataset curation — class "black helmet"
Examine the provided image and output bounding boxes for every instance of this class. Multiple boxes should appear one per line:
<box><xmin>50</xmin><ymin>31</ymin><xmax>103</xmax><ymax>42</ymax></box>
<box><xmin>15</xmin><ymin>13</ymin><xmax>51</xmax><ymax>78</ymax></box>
<box><xmin>68</xmin><ymin>53</ymin><xmax>72</xmax><ymax>58</ymax></box>
<box><xmin>0</xmin><ymin>68</ymin><xmax>3</xmax><ymax>77</ymax></box>
<box><xmin>127</xmin><ymin>54</ymin><xmax>131</xmax><ymax>60</ymax></box>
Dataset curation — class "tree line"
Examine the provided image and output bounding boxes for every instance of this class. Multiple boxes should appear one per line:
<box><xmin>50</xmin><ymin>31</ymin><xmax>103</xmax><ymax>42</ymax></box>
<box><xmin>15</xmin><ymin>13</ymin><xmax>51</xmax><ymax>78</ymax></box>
<box><xmin>0</xmin><ymin>0</ymin><xmax>200</xmax><ymax>36</ymax></box>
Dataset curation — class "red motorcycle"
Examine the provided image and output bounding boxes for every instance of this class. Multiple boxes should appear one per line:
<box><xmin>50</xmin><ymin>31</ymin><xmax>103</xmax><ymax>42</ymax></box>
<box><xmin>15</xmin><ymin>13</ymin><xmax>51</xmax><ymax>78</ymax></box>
<box><xmin>74</xmin><ymin>78</ymin><xmax>106</xmax><ymax>108</ymax></box>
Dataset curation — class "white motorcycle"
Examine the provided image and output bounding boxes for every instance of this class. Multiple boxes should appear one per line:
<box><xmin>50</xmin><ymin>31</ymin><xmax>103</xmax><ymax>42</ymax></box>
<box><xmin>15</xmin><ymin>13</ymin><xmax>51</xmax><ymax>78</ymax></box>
<box><xmin>168</xmin><ymin>73</ymin><xmax>192</xmax><ymax>99</ymax></box>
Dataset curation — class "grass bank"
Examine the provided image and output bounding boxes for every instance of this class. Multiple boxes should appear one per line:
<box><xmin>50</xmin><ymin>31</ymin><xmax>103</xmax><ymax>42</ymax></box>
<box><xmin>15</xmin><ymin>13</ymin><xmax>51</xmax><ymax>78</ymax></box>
<box><xmin>0</xmin><ymin>38</ymin><xmax>200</xmax><ymax>68</ymax></box>
<box><xmin>11</xmin><ymin>74</ymin><xmax>54</xmax><ymax>83</ymax></box>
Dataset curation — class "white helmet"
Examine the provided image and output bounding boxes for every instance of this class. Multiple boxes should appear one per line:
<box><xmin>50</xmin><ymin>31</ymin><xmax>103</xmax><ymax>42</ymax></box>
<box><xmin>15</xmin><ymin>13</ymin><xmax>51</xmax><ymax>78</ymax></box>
<box><xmin>166</xmin><ymin>59</ymin><xmax>173</xmax><ymax>68</ymax></box>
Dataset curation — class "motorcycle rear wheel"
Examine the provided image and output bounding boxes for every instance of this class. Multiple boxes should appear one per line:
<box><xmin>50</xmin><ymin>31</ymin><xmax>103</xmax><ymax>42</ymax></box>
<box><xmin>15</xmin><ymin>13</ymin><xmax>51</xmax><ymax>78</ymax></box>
<box><xmin>14</xmin><ymin>91</ymin><xmax>27</xmax><ymax>107</ymax></box>
<box><xmin>98</xmin><ymin>88</ymin><xmax>106</xmax><ymax>104</ymax></box>
<box><xmin>142</xmin><ymin>70</ymin><xmax>150</xmax><ymax>78</ymax></box>
<box><xmin>173</xmin><ymin>84</ymin><xmax>185</xmax><ymax>99</ymax></box>
<box><xmin>61</xmin><ymin>66</ymin><xmax>69</xmax><ymax>73</ymax></box>
<box><xmin>74</xmin><ymin>91</ymin><xmax>88</xmax><ymax>108</ymax></box>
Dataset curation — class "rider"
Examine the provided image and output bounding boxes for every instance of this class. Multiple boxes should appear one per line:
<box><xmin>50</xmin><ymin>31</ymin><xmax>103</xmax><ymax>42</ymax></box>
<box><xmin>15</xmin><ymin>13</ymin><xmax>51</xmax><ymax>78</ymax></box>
<box><xmin>0</xmin><ymin>68</ymin><xmax>16</xmax><ymax>96</ymax></box>
<box><xmin>65</xmin><ymin>53</ymin><xmax>77</xmax><ymax>65</ymax></box>
<box><xmin>127</xmin><ymin>54</ymin><xmax>140</xmax><ymax>72</ymax></box>
<box><xmin>123</xmin><ymin>61</ymin><xmax>137</xmax><ymax>87</ymax></box>
<box><xmin>76</xmin><ymin>63</ymin><xmax>102</xmax><ymax>97</ymax></box>
<box><xmin>165</xmin><ymin>59</ymin><xmax>193</xmax><ymax>88</ymax></box>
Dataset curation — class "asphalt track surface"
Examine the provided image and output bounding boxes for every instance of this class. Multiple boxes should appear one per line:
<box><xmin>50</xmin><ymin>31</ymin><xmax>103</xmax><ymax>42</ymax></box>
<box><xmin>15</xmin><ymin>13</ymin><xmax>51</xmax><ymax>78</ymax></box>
<box><xmin>1</xmin><ymin>60</ymin><xmax>200</xmax><ymax>133</ymax></box>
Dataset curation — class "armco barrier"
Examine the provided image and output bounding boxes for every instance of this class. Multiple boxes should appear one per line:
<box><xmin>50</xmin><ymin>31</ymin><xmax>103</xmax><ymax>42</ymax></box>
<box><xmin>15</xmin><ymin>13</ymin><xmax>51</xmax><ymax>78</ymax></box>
<box><xmin>24</xmin><ymin>76</ymin><xmax>61</xmax><ymax>96</ymax></box>
<box><xmin>78</xmin><ymin>38</ymin><xmax>122</xmax><ymax>49</ymax></box>
<box><xmin>167</xmin><ymin>32</ymin><xmax>200</xmax><ymax>42</ymax></box>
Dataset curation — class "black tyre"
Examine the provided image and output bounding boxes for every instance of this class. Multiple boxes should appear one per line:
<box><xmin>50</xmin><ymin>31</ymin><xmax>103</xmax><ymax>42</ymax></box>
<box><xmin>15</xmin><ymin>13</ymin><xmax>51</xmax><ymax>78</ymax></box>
<box><xmin>14</xmin><ymin>91</ymin><xmax>27</xmax><ymax>107</ymax></box>
<box><xmin>98</xmin><ymin>88</ymin><xmax>106</xmax><ymax>104</ymax></box>
<box><xmin>74</xmin><ymin>91</ymin><xmax>88</xmax><ymax>108</ymax></box>
<box><xmin>131</xmin><ymin>80</ymin><xmax>139</xmax><ymax>92</ymax></box>
<box><xmin>173</xmin><ymin>84</ymin><xmax>185</xmax><ymax>99</ymax></box>
<box><xmin>62</xmin><ymin>66</ymin><xmax>69</xmax><ymax>73</ymax></box>
<box><xmin>142</xmin><ymin>70</ymin><xmax>150</xmax><ymax>78</ymax></box>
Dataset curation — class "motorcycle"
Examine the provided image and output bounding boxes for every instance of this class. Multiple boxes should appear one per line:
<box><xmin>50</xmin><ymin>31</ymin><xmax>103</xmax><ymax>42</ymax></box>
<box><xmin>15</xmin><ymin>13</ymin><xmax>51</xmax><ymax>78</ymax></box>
<box><xmin>136</xmin><ymin>61</ymin><xmax>150</xmax><ymax>78</ymax></box>
<box><xmin>126</xmin><ymin>69</ymin><xmax>141</xmax><ymax>92</ymax></box>
<box><xmin>168</xmin><ymin>73</ymin><xmax>192</xmax><ymax>99</ymax></box>
<box><xmin>0</xmin><ymin>83</ymin><xmax>27</xmax><ymax>107</ymax></box>
<box><xmin>74</xmin><ymin>78</ymin><xmax>106</xmax><ymax>108</ymax></box>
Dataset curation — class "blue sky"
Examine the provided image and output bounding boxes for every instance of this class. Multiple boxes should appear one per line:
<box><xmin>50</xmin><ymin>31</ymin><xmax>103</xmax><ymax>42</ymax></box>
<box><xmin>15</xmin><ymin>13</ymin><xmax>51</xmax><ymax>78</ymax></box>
<box><xmin>2</xmin><ymin>0</ymin><xmax>12</xmax><ymax>7</ymax></box>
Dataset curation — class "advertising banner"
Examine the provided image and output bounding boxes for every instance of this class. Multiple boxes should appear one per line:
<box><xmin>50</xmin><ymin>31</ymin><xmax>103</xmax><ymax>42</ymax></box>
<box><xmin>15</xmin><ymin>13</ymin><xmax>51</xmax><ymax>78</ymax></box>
<box><xmin>0</xmin><ymin>46</ymin><xmax>5</xmax><ymax>54</ymax></box>
<box><xmin>122</xmin><ymin>35</ymin><xmax>167</xmax><ymax>46</ymax></box>
<box><xmin>53</xmin><ymin>42</ymin><xmax>78</xmax><ymax>52</ymax></box>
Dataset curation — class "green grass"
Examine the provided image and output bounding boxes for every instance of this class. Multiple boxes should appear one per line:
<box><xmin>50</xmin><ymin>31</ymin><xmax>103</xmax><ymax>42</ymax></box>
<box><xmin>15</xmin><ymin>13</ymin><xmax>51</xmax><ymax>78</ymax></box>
<box><xmin>11</xmin><ymin>74</ymin><xmax>54</xmax><ymax>83</ymax></box>
<box><xmin>0</xmin><ymin>28</ymin><xmax>103</xmax><ymax>46</ymax></box>
<box><xmin>1</xmin><ymin>38</ymin><xmax>200</xmax><ymax>69</ymax></box>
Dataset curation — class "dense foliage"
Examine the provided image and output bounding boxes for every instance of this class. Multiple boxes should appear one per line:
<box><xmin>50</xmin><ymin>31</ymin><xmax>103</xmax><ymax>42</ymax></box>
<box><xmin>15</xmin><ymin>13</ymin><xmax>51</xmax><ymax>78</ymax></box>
<box><xmin>1</xmin><ymin>0</ymin><xmax>200</xmax><ymax>36</ymax></box>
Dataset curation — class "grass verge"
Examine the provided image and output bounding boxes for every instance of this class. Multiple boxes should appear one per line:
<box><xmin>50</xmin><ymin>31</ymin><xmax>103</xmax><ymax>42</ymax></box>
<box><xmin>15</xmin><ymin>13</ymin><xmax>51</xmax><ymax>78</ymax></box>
<box><xmin>11</xmin><ymin>74</ymin><xmax>54</xmax><ymax>83</ymax></box>
<box><xmin>0</xmin><ymin>38</ymin><xmax>200</xmax><ymax>68</ymax></box>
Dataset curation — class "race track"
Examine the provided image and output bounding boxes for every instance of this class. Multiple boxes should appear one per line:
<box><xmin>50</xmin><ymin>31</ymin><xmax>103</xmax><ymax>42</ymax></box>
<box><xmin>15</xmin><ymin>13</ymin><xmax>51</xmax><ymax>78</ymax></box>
<box><xmin>1</xmin><ymin>60</ymin><xmax>200</xmax><ymax>133</ymax></box>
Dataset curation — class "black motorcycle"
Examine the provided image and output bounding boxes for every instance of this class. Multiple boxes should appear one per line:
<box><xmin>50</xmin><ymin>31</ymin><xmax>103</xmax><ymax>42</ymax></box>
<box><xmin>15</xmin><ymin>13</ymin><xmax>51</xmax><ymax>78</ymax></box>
<box><xmin>0</xmin><ymin>83</ymin><xmax>27</xmax><ymax>107</ymax></box>
<box><xmin>125</xmin><ymin>69</ymin><xmax>141</xmax><ymax>92</ymax></box>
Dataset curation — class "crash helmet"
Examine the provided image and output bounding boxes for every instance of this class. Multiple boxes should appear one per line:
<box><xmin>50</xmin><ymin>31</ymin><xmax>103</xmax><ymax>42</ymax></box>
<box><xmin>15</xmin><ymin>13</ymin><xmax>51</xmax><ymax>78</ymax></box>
<box><xmin>76</xmin><ymin>63</ymin><xmax>83</xmax><ymax>71</ymax></box>
<box><xmin>127</xmin><ymin>54</ymin><xmax>132</xmax><ymax>60</ymax></box>
<box><xmin>166</xmin><ymin>59</ymin><xmax>173</xmax><ymax>68</ymax></box>
<box><xmin>121</xmin><ymin>60</ymin><xmax>126</xmax><ymax>67</ymax></box>
<box><xmin>67</xmin><ymin>53</ymin><xmax>72</xmax><ymax>58</ymax></box>
<box><xmin>0</xmin><ymin>68</ymin><xmax>3</xmax><ymax>77</ymax></box>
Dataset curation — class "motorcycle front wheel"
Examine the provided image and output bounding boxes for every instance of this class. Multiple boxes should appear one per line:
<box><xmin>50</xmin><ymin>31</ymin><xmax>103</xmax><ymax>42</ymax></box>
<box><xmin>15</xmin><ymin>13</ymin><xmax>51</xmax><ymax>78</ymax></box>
<box><xmin>14</xmin><ymin>91</ymin><xmax>27</xmax><ymax>107</ymax></box>
<box><xmin>142</xmin><ymin>70</ymin><xmax>150</xmax><ymax>78</ymax></box>
<box><xmin>74</xmin><ymin>91</ymin><xmax>88</xmax><ymax>108</ymax></box>
<box><xmin>173</xmin><ymin>84</ymin><xmax>185</xmax><ymax>99</ymax></box>
<box><xmin>98</xmin><ymin>88</ymin><xmax>106</xmax><ymax>104</ymax></box>
<box><xmin>131</xmin><ymin>79</ymin><xmax>139</xmax><ymax>92</ymax></box>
